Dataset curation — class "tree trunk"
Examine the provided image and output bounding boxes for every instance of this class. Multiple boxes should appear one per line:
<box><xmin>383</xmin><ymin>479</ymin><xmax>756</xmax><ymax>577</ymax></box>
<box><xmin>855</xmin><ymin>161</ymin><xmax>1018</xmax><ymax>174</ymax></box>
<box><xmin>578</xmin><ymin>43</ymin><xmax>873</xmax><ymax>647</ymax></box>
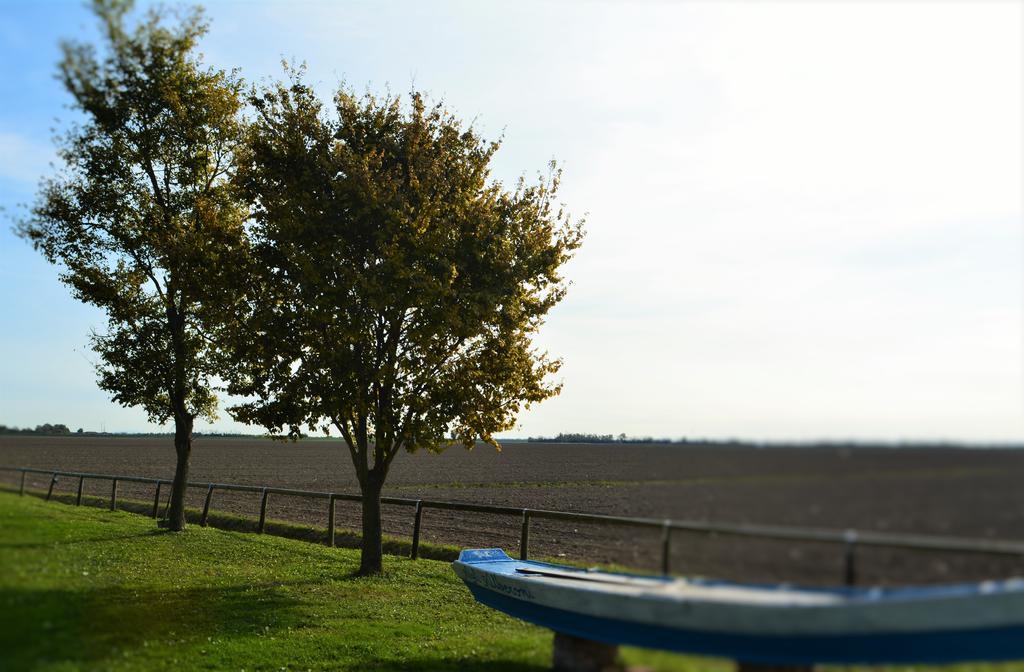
<box><xmin>166</xmin><ymin>413</ymin><xmax>193</xmax><ymax>532</ymax></box>
<box><xmin>165</xmin><ymin>302</ymin><xmax>192</xmax><ymax>532</ymax></box>
<box><xmin>358</xmin><ymin>471</ymin><xmax>385</xmax><ymax>575</ymax></box>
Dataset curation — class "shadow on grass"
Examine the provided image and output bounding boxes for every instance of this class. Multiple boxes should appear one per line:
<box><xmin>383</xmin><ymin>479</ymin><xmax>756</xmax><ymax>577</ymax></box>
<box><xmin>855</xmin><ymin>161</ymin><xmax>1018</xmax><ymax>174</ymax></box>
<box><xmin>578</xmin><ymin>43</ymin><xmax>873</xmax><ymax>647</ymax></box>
<box><xmin>0</xmin><ymin>529</ymin><xmax>169</xmax><ymax>550</ymax></box>
<box><xmin>0</xmin><ymin>579</ymin><xmax>548</xmax><ymax>672</ymax></box>
<box><xmin>0</xmin><ymin>581</ymin><xmax>306</xmax><ymax>670</ymax></box>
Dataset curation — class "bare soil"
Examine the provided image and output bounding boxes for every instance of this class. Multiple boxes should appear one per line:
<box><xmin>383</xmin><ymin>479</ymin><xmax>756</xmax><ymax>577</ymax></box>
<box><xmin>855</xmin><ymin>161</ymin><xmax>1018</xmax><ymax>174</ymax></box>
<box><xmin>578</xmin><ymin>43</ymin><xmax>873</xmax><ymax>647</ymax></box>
<box><xmin>2</xmin><ymin>436</ymin><xmax>1022</xmax><ymax>585</ymax></box>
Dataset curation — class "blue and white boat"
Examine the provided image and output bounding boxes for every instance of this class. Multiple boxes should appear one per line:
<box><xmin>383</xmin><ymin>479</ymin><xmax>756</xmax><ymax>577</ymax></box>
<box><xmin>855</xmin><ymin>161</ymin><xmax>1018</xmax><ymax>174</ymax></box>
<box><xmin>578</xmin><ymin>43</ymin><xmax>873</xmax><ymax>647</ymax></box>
<box><xmin>453</xmin><ymin>549</ymin><xmax>1024</xmax><ymax>665</ymax></box>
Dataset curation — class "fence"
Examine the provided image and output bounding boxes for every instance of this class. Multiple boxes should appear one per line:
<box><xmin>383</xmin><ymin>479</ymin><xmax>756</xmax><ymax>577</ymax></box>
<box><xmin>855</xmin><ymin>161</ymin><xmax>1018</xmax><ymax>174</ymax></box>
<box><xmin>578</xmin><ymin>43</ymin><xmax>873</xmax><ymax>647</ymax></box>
<box><xmin>4</xmin><ymin>464</ymin><xmax>1024</xmax><ymax>585</ymax></box>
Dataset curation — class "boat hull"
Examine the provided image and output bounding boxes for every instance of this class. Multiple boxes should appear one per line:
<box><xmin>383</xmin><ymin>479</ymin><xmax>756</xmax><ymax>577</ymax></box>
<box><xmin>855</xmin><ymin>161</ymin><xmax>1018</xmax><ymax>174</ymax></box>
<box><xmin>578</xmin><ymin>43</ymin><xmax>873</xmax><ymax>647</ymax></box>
<box><xmin>454</xmin><ymin>549</ymin><xmax>1024</xmax><ymax>665</ymax></box>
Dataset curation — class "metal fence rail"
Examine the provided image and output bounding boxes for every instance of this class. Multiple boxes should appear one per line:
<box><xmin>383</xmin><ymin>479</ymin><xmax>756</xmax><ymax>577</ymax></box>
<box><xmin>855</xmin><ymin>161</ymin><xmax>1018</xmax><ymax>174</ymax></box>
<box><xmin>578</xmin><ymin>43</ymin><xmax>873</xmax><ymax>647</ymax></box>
<box><xmin>3</xmin><ymin>464</ymin><xmax>1023</xmax><ymax>584</ymax></box>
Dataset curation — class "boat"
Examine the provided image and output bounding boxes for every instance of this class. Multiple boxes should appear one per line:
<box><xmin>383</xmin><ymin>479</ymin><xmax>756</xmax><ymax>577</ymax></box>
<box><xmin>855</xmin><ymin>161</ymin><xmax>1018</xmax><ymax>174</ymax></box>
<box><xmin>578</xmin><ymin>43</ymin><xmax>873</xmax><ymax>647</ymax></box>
<box><xmin>453</xmin><ymin>548</ymin><xmax>1024</xmax><ymax>665</ymax></box>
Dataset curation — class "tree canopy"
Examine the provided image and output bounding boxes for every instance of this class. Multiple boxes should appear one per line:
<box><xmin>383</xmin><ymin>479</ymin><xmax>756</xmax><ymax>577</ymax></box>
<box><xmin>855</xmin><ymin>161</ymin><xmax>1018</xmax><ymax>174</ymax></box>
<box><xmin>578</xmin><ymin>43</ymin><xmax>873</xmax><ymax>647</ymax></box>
<box><xmin>18</xmin><ymin>0</ymin><xmax>249</xmax><ymax>530</ymax></box>
<box><xmin>226</xmin><ymin>72</ymin><xmax>584</xmax><ymax>573</ymax></box>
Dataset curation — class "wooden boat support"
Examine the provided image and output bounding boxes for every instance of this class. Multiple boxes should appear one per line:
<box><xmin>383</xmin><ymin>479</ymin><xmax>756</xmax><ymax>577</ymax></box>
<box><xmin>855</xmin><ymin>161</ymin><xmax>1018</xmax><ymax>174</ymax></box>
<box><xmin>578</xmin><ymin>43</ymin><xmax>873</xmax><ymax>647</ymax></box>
<box><xmin>552</xmin><ymin>633</ymin><xmax>619</xmax><ymax>672</ymax></box>
<box><xmin>736</xmin><ymin>664</ymin><xmax>813</xmax><ymax>672</ymax></box>
<box><xmin>551</xmin><ymin>636</ymin><xmax>815</xmax><ymax>672</ymax></box>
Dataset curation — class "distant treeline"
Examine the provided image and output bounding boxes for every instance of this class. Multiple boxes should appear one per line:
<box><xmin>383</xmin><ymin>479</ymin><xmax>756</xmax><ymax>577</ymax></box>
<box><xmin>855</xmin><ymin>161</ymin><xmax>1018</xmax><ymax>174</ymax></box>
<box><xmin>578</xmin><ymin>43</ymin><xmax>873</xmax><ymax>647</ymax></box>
<box><xmin>526</xmin><ymin>432</ymin><xmax>707</xmax><ymax>444</ymax></box>
<box><xmin>3</xmin><ymin>425</ymin><xmax>1018</xmax><ymax>449</ymax></box>
<box><xmin>0</xmin><ymin>424</ymin><xmax>260</xmax><ymax>439</ymax></box>
<box><xmin>0</xmin><ymin>424</ymin><xmax>77</xmax><ymax>436</ymax></box>
<box><xmin>519</xmin><ymin>433</ymin><xmax>1022</xmax><ymax>449</ymax></box>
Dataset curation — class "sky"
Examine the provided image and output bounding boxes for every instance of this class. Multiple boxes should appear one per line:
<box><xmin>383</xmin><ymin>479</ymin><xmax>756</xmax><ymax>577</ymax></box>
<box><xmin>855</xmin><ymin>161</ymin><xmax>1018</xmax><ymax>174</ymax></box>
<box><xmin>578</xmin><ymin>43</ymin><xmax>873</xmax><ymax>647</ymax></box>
<box><xmin>0</xmin><ymin>0</ymin><xmax>1021</xmax><ymax>443</ymax></box>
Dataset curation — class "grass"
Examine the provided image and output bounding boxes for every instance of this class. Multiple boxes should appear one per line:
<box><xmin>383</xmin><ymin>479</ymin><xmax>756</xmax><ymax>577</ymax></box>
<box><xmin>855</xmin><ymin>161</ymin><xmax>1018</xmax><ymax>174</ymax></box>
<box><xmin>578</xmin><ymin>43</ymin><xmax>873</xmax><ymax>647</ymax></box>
<box><xmin>17</xmin><ymin>485</ymin><xmax>464</xmax><ymax>562</ymax></box>
<box><xmin>1</xmin><ymin>492</ymin><xmax>1022</xmax><ymax>672</ymax></box>
<box><xmin>0</xmin><ymin>491</ymin><xmax>731</xmax><ymax>671</ymax></box>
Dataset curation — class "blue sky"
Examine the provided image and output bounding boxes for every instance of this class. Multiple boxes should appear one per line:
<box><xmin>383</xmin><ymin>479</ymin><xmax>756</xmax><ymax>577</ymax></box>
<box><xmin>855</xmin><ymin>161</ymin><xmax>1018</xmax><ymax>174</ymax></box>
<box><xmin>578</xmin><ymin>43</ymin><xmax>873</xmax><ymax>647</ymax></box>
<box><xmin>1</xmin><ymin>0</ymin><xmax>1021</xmax><ymax>442</ymax></box>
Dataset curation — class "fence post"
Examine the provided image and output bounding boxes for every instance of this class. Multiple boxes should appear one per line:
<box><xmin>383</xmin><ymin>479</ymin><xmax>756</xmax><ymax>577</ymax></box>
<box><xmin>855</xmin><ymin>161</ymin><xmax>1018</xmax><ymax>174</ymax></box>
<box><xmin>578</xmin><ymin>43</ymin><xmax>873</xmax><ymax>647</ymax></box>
<box><xmin>201</xmin><ymin>484</ymin><xmax>214</xmax><ymax>526</ymax></box>
<box><xmin>520</xmin><ymin>509</ymin><xmax>531</xmax><ymax>560</ymax></box>
<box><xmin>76</xmin><ymin>476</ymin><xmax>85</xmax><ymax>506</ymax></box>
<box><xmin>19</xmin><ymin>471</ymin><xmax>26</xmax><ymax>496</ymax></box>
<box><xmin>110</xmin><ymin>479</ymin><xmax>118</xmax><ymax>511</ymax></box>
<box><xmin>152</xmin><ymin>482</ymin><xmax>163</xmax><ymax>518</ymax></box>
<box><xmin>328</xmin><ymin>495</ymin><xmax>336</xmax><ymax>547</ymax></box>
<box><xmin>46</xmin><ymin>473</ymin><xmax>58</xmax><ymax>501</ymax></box>
<box><xmin>661</xmin><ymin>521</ymin><xmax>672</xmax><ymax>575</ymax></box>
<box><xmin>411</xmin><ymin>500</ymin><xmax>424</xmax><ymax>560</ymax></box>
<box><xmin>844</xmin><ymin>530</ymin><xmax>858</xmax><ymax>586</ymax></box>
<box><xmin>258</xmin><ymin>488</ymin><xmax>269</xmax><ymax>533</ymax></box>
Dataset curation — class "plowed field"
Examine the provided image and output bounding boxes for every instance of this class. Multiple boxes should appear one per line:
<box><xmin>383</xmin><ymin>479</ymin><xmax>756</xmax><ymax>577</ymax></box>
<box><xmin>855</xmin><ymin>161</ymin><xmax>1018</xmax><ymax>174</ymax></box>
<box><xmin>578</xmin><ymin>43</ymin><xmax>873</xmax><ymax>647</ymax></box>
<box><xmin>3</xmin><ymin>436</ymin><xmax>1022</xmax><ymax>586</ymax></box>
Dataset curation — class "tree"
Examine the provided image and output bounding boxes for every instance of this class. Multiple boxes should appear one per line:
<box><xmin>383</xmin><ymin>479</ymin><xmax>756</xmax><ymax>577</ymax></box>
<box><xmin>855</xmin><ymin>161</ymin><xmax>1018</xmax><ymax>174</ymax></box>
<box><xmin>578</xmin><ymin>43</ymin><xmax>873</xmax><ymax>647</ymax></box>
<box><xmin>35</xmin><ymin>424</ymin><xmax>72</xmax><ymax>435</ymax></box>
<box><xmin>18</xmin><ymin>0</ymin><xmax>248</xmax><ymax>531</ymax></box>
<box><xmin>228</xmin><ymin>73</ymin><xmax>584</xmax><ymax>574</ymax></box>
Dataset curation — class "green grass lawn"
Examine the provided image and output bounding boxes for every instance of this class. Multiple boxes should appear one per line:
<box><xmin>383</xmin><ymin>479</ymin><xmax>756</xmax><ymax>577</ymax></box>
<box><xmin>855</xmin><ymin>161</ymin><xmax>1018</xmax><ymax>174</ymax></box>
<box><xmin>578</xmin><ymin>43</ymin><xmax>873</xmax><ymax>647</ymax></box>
<box><xmin>1</xmin><ymin>491</ymin><xmax>1021</xmax><ymax>672</ymax></box>
<box><xmin>0</xmin><ymin>491</ymin><xmax>732</xmax><ymax>671</ymax></box>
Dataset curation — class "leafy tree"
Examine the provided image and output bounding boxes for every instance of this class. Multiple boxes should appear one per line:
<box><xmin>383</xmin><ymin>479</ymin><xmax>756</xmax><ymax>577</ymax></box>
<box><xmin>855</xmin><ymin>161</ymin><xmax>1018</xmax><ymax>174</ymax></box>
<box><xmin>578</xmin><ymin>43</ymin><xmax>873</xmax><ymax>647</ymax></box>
<box><xmin>34</xmin><ymin>424</ymin><xmax>72</xmax><ymax>435</ymax></box>
<box><xmin>18</xmin><ymin>0</ymin><xmax>248</xmax><ymax>531</ymax></box>
<box><xmin>228</xmin><ymin>73</ymin><xmax>584</xmax><ymax>574</ymax></box>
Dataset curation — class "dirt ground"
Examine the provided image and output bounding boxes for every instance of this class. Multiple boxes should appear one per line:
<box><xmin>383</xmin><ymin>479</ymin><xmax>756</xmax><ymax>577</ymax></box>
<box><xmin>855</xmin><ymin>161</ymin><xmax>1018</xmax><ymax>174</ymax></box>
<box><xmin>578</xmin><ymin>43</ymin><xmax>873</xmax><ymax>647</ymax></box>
<box><xmin>2</xmin><ymin>435</ymin><xmax>1022</xmax><ymax>585</ymax></box>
